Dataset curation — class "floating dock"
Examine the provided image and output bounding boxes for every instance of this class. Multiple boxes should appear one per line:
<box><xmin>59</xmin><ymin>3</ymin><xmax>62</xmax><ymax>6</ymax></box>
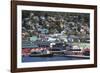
<box><xmin>64</xmin><ymin>55</ymin><xmax>90</xmax><ymax>59</ymax></box>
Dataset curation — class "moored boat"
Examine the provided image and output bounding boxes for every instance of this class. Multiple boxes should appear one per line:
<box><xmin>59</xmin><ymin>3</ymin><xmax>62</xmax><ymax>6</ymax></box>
<box><xmin>29</xmin><ymin>50</ymin><xmax>53</xmax><ymax>57</ymax></box>
<box><xmin>29</xmin><ymin>53</ymin><xmax>53</xmax><ymax>57</ymax></box>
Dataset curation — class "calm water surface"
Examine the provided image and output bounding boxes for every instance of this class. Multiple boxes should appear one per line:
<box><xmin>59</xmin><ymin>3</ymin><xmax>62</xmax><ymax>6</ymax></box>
<box><xmin>22</xmin><ymin>56</ymin><xmax>88</xmax><ymax>62</ymax></box>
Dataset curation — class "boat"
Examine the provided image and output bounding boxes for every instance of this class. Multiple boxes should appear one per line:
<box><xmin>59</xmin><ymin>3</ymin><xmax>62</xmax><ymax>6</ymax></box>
<box><xmin>29</xmin><ymin>53</ymin><xmax>53</xmax><ymax>57</ymax></box>
<box><xmin>29</xmin><ymin>50</ymin><xmax>53</xmax><ymax>57</ymax></box>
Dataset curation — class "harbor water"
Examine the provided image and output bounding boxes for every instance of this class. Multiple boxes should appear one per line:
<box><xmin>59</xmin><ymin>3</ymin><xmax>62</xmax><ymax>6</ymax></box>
<box><xmin>22</xmin><ymin>55</ymin><xmax>88</xmax><ymax>62</ymax></box>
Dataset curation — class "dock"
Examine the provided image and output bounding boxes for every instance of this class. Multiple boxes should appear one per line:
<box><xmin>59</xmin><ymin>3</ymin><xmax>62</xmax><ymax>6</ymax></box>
<box><xmin>64</xmin><ymin>55</ymin><xmax>90</xmax><ymax>59</ymax></box>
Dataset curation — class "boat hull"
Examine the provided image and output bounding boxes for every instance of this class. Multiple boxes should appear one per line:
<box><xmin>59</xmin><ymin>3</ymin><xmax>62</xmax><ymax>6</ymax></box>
<box><xmin>29</xmin><ymin>54</ymin><xmax>53</xmax><ymax>57</ymax></box>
